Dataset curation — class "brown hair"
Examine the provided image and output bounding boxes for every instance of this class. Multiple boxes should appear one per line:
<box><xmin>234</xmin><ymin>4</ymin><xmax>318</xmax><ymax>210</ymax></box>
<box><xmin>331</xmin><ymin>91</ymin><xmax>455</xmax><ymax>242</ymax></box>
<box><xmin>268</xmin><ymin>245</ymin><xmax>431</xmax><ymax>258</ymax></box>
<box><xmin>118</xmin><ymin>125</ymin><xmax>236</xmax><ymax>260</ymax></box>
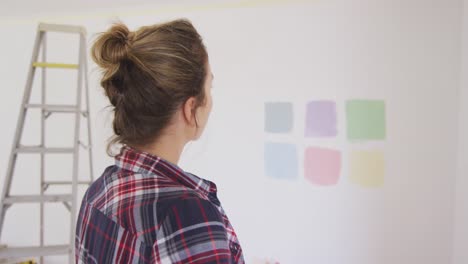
<box><xmin>91</xmin><ymin>19</ymin><xmax>209</xmax><ymax>155</ymax></box>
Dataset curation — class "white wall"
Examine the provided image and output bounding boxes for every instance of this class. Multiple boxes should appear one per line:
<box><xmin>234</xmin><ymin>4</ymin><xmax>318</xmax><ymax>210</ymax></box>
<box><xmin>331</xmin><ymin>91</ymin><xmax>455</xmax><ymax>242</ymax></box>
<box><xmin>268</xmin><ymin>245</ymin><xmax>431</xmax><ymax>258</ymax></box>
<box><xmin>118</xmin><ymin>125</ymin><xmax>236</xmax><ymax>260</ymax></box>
<box><xmin>453</xmin><ymin>0</ymin><xmax>468</xmax><ymax>263</ymax></box>
<box><xmin>0</xmin><ymin>0</ymin><xmax>464</xmax><ymax>263</ymax></box>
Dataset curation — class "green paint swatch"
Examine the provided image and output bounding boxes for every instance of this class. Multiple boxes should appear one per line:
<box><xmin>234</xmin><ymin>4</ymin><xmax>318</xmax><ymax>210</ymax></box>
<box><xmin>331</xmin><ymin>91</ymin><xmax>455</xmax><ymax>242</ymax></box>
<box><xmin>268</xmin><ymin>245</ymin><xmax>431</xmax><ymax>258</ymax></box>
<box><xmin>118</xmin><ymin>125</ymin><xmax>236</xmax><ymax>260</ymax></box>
<box><xmin>346</xmin><ymin>100</ymin><xmax>386</xmax><ymax>140</ymax></box>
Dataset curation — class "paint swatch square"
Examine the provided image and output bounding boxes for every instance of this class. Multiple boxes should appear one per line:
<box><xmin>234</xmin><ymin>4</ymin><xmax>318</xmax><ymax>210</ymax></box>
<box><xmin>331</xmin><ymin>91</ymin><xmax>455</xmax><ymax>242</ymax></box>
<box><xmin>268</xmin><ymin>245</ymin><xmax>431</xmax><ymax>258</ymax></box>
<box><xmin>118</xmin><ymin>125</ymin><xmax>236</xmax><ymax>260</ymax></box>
<box><xmin>349</xmin><ymin>150</ymin><xmax>385</xmax><ymax>187</ymax></box>
<box><xmin>264</xmin><ymin>102</ymin><xmax>293</xmax><ymax>133</ymax></box>
<box><xmin>264</xmin><ymin>142</ymin><xmax>298</xmax><ymax>180</ymax></box>
<box><xmin>346</xmin><ymin>100</ymin><xmax>386</xmax><ymax>140</ymax></box>
<box><xmin>304</xmin><ymin>147</ymin><xmax>341</xmax><ymax>186</ymax></box>
<box><xmin>305</xmin><ymin>101</ymin><xmax>337</xmax><ymax>137</ymax></box>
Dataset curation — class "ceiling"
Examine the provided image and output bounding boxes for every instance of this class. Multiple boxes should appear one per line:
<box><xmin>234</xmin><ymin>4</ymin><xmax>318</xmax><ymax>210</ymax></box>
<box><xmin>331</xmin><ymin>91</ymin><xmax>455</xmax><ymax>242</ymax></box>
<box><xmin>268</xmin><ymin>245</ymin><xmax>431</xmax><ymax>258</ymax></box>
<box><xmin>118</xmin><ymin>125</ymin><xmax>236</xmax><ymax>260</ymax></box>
<box><xmin>0</xmin><ymin>0</ymin><xmax>194</xmax><ymax>18</ymax></box>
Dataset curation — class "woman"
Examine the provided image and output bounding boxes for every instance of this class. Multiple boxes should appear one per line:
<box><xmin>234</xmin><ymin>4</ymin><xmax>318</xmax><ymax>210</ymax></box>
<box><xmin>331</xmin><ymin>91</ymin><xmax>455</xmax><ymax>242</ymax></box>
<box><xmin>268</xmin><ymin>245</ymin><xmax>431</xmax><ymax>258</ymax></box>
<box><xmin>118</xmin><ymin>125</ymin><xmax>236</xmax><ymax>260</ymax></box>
<box><xmin>75</xmin><ymin>19</ymin><xmax>244</xmax><ymax>264</ymax></box>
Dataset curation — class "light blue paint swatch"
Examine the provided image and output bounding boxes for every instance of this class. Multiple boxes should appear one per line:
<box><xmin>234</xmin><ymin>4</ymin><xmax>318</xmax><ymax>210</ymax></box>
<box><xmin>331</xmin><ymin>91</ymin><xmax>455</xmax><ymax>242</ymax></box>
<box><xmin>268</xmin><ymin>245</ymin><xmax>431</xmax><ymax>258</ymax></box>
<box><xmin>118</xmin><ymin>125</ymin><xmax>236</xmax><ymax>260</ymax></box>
<box><xmin>264</xmin><ymin>102</ymin><xmax>293</xmax><ymax>133</ymax></box>
<box><xmin>264</xmin><ymin>142</ymin><xmax>298</xmax><ymax>180</ymax></box>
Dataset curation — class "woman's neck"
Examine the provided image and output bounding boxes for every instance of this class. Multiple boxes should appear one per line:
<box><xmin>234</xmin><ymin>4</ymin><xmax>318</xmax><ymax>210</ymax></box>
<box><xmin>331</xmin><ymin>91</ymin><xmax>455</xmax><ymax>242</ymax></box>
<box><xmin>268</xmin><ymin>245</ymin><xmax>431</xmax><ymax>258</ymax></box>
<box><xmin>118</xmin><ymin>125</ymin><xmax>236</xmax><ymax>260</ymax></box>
<box><xmin>133</xmin><ymin>133</ymin><xmax>187</xmax><ymax>165</ymax></box>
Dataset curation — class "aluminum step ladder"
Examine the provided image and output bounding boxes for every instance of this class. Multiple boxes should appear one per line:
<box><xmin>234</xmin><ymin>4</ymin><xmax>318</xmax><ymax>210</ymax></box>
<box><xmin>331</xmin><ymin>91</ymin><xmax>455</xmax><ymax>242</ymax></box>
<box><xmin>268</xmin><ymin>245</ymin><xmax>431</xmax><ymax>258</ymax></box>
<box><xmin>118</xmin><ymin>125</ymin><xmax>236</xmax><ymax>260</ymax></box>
<box><xmin>0</xmin><ymin>23</ymin><xmax>94</xmax><ymax>264</ymax></box>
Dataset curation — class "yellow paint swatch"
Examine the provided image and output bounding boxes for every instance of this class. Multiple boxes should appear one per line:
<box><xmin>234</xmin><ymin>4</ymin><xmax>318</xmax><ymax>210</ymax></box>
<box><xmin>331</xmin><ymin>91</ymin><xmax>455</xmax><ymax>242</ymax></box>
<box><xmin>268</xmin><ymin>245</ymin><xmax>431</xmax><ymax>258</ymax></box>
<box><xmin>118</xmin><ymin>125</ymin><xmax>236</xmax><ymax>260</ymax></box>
<box><xmin>349</xmin><ymin>150</ymin><xmax>385</xmax><ymax>187</ymax></box>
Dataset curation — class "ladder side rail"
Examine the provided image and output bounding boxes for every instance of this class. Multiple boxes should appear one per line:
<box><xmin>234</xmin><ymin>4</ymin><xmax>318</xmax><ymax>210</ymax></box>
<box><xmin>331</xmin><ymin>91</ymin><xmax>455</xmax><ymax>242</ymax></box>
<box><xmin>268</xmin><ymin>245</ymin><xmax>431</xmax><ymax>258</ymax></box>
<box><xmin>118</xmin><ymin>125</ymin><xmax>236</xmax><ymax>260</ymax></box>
<box><xmin>83</xmin><ymin>34</ymin><xmax>95</xmax><ymax>182</ymax></box>
<box><xmin>69</xmin><ymin>33</ymin><xmax>85</xmax><ymax>264</ymax></box>
<box><xmin>39</xmin><ymin>31</ymin><xmax>47</xmax><ymax>264</ymax></box>
<box><xmin>0</xmin><ymin>28</ymin><xmax>44</xmax><ymax>237</ymax></box>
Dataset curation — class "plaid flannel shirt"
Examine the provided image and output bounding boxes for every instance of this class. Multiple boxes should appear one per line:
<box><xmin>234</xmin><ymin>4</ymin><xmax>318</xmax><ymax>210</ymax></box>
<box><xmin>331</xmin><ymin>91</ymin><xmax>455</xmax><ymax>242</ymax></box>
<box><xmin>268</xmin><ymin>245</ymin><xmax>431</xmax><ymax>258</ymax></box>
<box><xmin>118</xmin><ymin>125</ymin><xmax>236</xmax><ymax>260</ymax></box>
<box><xmin>75</xmin><ymin>146</ymin><xmax>244</xmax><ymax>263</ymax></box>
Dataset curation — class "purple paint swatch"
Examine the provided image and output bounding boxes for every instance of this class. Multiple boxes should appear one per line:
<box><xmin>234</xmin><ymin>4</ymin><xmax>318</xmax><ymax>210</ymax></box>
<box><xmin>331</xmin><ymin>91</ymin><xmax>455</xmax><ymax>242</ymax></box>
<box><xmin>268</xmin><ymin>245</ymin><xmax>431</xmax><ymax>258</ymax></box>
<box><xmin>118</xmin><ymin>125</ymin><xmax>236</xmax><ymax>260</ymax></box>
<box><xmin>305</xmin><ymin>101</ymin><xmax>337</xmax><ymax>137</ymax></box>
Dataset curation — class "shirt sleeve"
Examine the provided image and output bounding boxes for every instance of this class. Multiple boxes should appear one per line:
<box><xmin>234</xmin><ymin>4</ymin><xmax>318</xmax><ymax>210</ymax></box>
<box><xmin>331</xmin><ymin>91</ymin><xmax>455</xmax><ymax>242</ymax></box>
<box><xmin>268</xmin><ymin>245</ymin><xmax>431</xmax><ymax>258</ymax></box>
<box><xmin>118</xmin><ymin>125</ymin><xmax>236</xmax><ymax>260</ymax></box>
<box><xmin>152</xmin><ymin>196</ymin><xmax>233</xmax><ymax>264</ymax></box>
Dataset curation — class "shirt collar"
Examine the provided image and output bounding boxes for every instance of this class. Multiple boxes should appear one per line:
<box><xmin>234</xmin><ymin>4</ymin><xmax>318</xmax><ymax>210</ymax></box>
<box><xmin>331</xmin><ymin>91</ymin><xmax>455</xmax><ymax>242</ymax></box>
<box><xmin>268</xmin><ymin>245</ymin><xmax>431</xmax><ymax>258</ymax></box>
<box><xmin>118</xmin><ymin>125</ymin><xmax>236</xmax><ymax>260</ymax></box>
<box><xmin>114</xmin><ymin>145</ymin><xmax>217</xmax><ymax>197</ymax></box>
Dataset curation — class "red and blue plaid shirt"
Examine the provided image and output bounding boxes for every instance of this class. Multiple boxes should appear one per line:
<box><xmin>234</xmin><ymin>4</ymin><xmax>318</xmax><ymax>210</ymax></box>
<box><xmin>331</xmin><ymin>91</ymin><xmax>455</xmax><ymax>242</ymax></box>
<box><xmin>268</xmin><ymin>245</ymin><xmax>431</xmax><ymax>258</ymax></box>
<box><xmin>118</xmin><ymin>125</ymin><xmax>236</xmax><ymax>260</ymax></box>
<box><xmin>75</xmin><ymin>146</ymin><xmax>244</xmax><ymax>263</ymax></box>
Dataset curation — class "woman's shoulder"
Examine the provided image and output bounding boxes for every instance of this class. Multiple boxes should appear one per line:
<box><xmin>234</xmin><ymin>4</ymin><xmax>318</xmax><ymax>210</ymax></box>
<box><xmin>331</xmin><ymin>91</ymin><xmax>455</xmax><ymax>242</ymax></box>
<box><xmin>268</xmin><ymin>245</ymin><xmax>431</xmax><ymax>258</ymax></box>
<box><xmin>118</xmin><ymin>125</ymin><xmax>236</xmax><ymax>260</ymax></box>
<box><xmin>82</xmin><ymin>165</ymin><xmax>209</xmax><ymax>211</ymax></box>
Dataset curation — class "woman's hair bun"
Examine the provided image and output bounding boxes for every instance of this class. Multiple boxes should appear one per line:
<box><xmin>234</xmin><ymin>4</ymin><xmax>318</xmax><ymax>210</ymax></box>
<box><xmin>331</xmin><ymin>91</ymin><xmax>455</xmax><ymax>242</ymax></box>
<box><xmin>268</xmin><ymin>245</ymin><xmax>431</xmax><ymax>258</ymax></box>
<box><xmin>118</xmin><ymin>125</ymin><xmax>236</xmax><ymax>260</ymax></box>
<box><xmin>91</xmin><ymin>23</ymin><xmax>134</xmax><ymax>78</ymax></box>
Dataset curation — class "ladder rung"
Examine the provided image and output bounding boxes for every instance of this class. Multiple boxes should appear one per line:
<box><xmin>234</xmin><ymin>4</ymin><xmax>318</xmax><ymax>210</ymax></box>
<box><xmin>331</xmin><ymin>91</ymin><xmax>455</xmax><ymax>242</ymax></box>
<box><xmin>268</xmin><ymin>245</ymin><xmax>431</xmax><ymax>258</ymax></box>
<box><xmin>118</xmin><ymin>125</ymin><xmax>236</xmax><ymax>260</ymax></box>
<box><xmin>15</xmin><ymin>147</ymin><xmax>74</xmax><ymax>154</ymax></box>
<box><xmin>39</xmin><ymin>23</ymin><xmax>86</xmax><ymax>34</ymax></box>
<box><xmin>3</xmin><ymin>194</ymin><xmax>72</xmax><ymax>204</ymax></box>
<box><xmin>0</xmin><ymin>245</ymin><xmax>70</xmax><ymax>258</ymax></box>
<box><xmin>25</xmin><ymin>104</ymin><xmax>76</xmax><ymax>111</ymax></box>
<box><xmin>25</xmin><ymin>104</ymin><xmax>82</xmax><ymax>113</ymax></box>
<box><xmin>44</xmin><ymin>181</ymin><xmax>92</xmax><ymax>185</ymax></box>
<box><xmin>32</xmin><ymin>62</ymin><xmax>78</xmax><ymax>69</ymax></box>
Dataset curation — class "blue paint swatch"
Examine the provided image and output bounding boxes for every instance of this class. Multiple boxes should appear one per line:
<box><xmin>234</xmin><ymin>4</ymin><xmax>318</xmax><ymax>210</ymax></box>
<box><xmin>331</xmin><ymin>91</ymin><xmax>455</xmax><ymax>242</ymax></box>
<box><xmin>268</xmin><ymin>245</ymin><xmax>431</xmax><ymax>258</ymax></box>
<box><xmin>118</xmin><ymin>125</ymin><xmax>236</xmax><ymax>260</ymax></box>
<box><xmin>264</xmin><ymin>102</ymin><xmax>293</xmax><ymax>133</ymax></box>
<box><xmin>264</xmin><ymin>142</ymin><xmax>298</xmax><ymax>180</ymax></box>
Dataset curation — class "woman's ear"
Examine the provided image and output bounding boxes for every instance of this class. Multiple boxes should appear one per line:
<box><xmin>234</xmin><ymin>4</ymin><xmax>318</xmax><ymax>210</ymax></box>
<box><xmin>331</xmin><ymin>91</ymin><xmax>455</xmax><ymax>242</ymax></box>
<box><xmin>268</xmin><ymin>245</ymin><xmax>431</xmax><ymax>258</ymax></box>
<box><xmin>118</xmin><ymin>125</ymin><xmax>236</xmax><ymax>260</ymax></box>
<box><xmin>183</xmin><ymin>97</ymin><xmax>197</xmax><ymax>127</ymax></box>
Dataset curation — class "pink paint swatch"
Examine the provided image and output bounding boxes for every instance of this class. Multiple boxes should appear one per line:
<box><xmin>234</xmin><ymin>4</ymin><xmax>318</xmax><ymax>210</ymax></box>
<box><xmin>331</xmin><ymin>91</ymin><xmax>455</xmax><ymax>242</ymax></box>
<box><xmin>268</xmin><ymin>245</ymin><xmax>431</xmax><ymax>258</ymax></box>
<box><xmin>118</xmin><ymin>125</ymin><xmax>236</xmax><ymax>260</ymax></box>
<box><xmin>304</xmin><ymin>147</ymin><xmax>341</xmax><ymax>186</ymax></box>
